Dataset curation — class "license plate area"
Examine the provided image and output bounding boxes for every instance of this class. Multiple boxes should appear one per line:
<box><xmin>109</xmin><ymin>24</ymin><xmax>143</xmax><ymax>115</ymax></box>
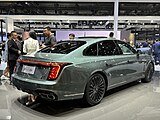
<box><xmin>21</xmin><ymin>65</ymin><xmax>36</xmax><ymax>74</ymax></box>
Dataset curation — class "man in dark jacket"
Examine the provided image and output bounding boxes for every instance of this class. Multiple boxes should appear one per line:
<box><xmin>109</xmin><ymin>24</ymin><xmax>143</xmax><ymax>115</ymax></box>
<box><xmin>7</xmin><ymin>31</ymin><xmax>21</xmax><ymax>83</ymax></box>
<box><xmin>152</xmin><ymin>40</ymin><xmax>160</xmax><ymax>65</ymax></box>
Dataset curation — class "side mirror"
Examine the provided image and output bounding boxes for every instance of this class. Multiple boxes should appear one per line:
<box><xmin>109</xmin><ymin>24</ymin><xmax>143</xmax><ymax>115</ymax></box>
<box><xmin>137</xmin><ymin>50</ymin><xmax>142</xmax><ymax>54</ymax></box>
<box><xmin>136</xmin><ymin>50</ymin><xmax>141</xmax><ymax>59</ymax></box>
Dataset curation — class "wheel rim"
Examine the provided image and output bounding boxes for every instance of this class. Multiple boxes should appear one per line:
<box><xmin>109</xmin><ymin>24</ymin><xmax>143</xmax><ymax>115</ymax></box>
<box><xmin>88</xmin><ymin>75</ymin><xmax>105</xmax><ymax>103</ymax></box>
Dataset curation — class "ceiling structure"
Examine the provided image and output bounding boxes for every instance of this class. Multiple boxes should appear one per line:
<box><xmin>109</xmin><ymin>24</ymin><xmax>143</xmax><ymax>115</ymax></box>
<box><xmin>0</xmin><ymin>1</ymin><xmax>160</xmax><ymax>40</ymax></box>
<box><xmin>1</xmin><ymin>0</ymin><xmax>160</xmax><ymax>2</ymax></box>
<box><xmin>0</xmin><ymin>2</ymin><xmax>160</xmax><ymax>16</ymax></box>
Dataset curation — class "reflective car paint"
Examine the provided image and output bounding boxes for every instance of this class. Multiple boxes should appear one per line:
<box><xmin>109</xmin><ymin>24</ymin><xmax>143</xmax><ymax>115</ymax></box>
<box><xmin>12</xmin><ymin>38</ymin><xmax>154</xmax><ymax>104</ymax></box>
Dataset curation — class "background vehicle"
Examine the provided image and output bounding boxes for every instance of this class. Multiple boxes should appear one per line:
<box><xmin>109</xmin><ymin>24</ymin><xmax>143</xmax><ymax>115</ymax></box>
<box><xmin>12</xmin><ymin>38</ymin><xmax>154</xmax><ymax>106</ymax></box>
<box><xmin>136</xmin><ymin>47</ymin><xmax>152</xmax><ymax>55</ymax></box>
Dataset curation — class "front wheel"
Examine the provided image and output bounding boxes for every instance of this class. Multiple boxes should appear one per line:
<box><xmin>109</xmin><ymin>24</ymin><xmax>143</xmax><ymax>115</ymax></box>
<box><xmin>141</xmin><ymin>63</ymin><xmax>154</xmax><ymax>83</ymax></box>
<box><xmin>83</xmin><ymin>73</ymin><xmax>106</xmax><ymax>106</ymax></box>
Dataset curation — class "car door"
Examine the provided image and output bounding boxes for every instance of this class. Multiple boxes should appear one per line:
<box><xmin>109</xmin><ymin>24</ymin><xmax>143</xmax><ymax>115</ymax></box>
<box><xmin>97</xmin><ymin>40</ymin><xmax>128</xmax><ymax>89</ymax></box>
<box><xmin>115</xmin><ymin>40</ymin><xmax>145</xmax><ymax>83</ymax></box>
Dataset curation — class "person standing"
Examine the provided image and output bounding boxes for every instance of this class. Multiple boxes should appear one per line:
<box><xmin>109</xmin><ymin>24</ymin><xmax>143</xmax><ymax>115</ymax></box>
<box><xmin>1</xmin><ymin>33</ymin><xmax>11</xmax><ymax>80</ymax></box>
<box><xmin>23</xmin><ymin>31</ymin><xmax>39</xmax><ymax>55</ymax></box>
<box><xmin>143</xmin><ymin>40</ymin><xmax>149</xmax><ymax>47</ymax></box>
<box><xmin>7</xmin><ymin>31</ymin><xmax>21</xmax><ymax>83</ymax></box>
<box><xmin>23</xmin><ymin>31</ymin><xmax>39</xmax><ymax>106</ymax></box>
<box><xmin>109</xmin><ymin>32</ymin><xmax>114</xmax><ymax>38</ymax></box>
<box><xmin>1</xmin><ymin>41</ymin><xmax>6</xmax><ymax>61</ymax></box>
<box><xmin>152</xmin><ymin>40</ymin><xmax>160</xmax><ymax>65</ymax></box>
<box><xmin>43</xmin><ymin>26</ymin><xmax>56</xmax><ymax>47</ymax></box>
<box><xmin>69</xmin><ymin>33</ymin><xmax>75</xmax><ymax>40</ymax></box>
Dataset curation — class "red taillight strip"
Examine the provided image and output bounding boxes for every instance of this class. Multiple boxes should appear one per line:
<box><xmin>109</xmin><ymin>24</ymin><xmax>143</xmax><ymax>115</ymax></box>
<box><xmin>17</xmin><ymin>59</ymin><xmax>72</xmax><ymax>80</ymax></box>
<box><xmin>17</xmin><ymin>59</ymin><xmax>52</xmax><ymax>66</ymax></box>
<box><xmin>17</xmin><ymin>59</ymin><xmax>69</xmax><ymax>67</ymax></box>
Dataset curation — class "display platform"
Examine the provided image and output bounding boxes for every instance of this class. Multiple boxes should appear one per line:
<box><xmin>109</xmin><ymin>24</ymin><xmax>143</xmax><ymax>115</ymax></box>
<box><xmin>0</xmin><ymin>63</ymin><xmax>160</xmax><ymax>120</ymax></box>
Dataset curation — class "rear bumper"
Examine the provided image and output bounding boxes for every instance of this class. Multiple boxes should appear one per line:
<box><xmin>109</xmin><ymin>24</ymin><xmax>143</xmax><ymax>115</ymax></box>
<box><xmin>12</xmin><ymin>74</ymin><xmax>84</xmax><ymax>101</ymax></box>
<box><xmin>13</xmin><ymin>78</ymin><xmax>58</xmax><ymax>100</ymax></box>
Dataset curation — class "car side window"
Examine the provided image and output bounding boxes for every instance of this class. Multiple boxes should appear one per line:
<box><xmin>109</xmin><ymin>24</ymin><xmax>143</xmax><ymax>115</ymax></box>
<box><xmin>116</xmin><ymin>41</ymin><xmax>136</xmax><ymax>55</ymax></box>
<box><xmin>83</xmin><ymin>40</ymin><xmax>121</xmax><ymax>56</ymax></box>
<box><xmin>83</xmin><ymin>43</ymin><xmax>98</xmax><ymax>56</ymax></box>
<box><xmin>98</xmin><ymin>40</ymin><xmax>120</xmax><ymax>56</ymax></box>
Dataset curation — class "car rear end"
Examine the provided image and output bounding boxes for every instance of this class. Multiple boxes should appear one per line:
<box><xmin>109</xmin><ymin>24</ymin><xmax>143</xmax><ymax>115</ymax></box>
<box><xmin>12</xmin><ymin>56</ymin><xmax>73</xmax><ymax>100</ymax></box>
<box><xmin>12</xmin><ymin>40</ymin><xmax>87</xmax><ymax>101</ymax></box>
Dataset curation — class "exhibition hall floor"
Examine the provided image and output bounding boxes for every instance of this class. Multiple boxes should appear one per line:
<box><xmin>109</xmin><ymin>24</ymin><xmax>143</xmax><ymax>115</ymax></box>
<box><xmin>1</xmin><ymin>64</ymin><xmax>160</xmax><ymax>120</ymax></box>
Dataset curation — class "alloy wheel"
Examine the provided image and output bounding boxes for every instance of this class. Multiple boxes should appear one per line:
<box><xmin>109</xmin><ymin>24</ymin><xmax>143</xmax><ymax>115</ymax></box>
<box><xmin>84</xmin><ymin>73</ymin><xmax>106</xmax><ymax>106</ymax></box>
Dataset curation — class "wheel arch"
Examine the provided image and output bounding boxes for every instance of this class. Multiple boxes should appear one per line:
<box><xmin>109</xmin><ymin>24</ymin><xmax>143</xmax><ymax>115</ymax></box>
<box><xmin>146</xmin><ymin>60</ymin><xmax>155</xmax><ymax>72</ymax></box>
<box><xmin>90</xmin><ymin>70</ymin><xmax>109</xmax><ymax>91</ymax></box>
<box><xmin>141</xmin><ymin>60</ymin><xmax>154</xmax><ymax>83</ymax></box>
<box><xmin>150</xmin><ymin>61</ymin><xmax>155</xmax><ymax>71</ymax></box>
<box><xmin>82</xmin><ymin>70</ymin><xmax>108</xmax><ymax>106</ymax></box>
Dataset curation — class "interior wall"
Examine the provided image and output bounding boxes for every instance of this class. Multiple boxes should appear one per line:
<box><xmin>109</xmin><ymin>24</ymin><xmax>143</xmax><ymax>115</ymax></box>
<box><xmin>56</xmin><ymin>30</ymin><xmax>121</xmax><ymax>41</ymax></box>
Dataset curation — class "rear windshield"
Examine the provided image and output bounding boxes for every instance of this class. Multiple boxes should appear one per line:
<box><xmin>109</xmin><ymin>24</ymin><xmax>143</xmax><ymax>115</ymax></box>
<box><xmin>39</xmin><ymin>41</ymin><xmax>86</xmax><ymax>54</ymax></box>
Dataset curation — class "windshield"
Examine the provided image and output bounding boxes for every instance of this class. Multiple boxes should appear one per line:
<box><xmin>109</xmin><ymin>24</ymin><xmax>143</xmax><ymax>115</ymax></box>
<box><xmin>39</xmin><ymin>41</ymin><xmax>86</xmax><ymax>54</ymax></box>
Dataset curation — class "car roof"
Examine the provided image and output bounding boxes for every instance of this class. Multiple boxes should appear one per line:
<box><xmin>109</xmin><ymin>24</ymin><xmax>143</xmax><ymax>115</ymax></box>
<box><xmin>77</xmin><ymin>36</ymin><xmax>108</xmax><ymax>39</ymax></box>
<box><xmin>59</xmin><ymin>37</ymin><xmax>119</xmax><ymax>45</ymax></box>
<box><xmin>75</xmin><ymin>37</ymin><xmax>118</xmax><ymax>44</ymax></box>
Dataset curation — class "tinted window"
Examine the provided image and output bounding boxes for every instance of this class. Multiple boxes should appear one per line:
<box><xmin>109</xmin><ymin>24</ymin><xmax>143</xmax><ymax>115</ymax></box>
<box><xmin>39</xmin><ymin>41</ymin><xmax>86</xmax><ymax>54</ymax></box>
<box><xmin>83</xmin><ymin>40</ymin><xmax>121</xmax><ymax>56</ymax></box>
<box><xmin>98</xmin><ymin>40</ymin><xmax>120</xmax><ymax>56</ymax></box>
<box><xmin>83</xmin><ymin>43</ymin><xmax>98</xmax><ymax>56</ymax></box>
<box><xmin>116</xmin><ymin>41</ymin><xmax>136</xmax><ymax>55</ymax></box>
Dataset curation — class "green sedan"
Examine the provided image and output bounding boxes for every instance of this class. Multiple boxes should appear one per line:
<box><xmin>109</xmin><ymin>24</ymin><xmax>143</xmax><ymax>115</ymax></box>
<box><xmin>12</xmin><ymin>37</ymin><xmax>154</xmax><ymax>106</ymax></box>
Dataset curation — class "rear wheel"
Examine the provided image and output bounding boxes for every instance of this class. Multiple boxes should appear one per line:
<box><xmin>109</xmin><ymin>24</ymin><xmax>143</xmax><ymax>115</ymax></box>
<box><xmin>141</xmin><ymin>63</ymin><xmax>154</xmax><ymax>83</ymax></box>
<box><xmin>83</xmin><ymin>73</ymin><xmax>106</xmax><ymax>106</ymax></box>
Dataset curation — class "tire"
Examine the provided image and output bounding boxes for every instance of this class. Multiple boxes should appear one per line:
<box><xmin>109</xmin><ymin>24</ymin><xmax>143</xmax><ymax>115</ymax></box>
<box><xmin>141</xmin><ymin>63</ymin><xmax>154</xmax><ymax>83</ymax></box>
<box><xmin>83</xmin><ymin>73</ymin><xmax>106</xmax><ymax>106</ymax></box>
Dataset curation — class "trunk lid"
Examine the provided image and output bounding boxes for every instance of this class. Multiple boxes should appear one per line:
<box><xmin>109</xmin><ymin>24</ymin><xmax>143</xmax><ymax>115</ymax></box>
<box><xmin>15</xmin><ymin>53</ymin><xmax>68</xmax><ymax>81</ymax></box>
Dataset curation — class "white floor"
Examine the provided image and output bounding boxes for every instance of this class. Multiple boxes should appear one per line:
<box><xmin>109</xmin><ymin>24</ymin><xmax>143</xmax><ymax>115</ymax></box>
<box><xmin>0</xmin><ymin>75</ymin><xmax>160</xmax><ymax>120</ymax></box>
<box><xmin>0</xmin><ymin>63</ymin><xmax>160</xmax><ymax>120</ymax></box>
<box><xmin>155</xmin><ymin>65</ymin><xmax>160</xmax><ymax>71</ymax></box>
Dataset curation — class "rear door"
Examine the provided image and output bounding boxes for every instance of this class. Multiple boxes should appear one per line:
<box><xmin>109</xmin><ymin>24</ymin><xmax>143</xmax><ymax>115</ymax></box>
<box><xmin>83</xmin><ymin>40</ymin><xmax>125</xmax><ymax>88</ymax></box>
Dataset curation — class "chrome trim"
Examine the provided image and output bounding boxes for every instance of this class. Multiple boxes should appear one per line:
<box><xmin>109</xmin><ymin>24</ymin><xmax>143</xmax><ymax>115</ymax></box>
<box><xmin>109</xmin><ymin>81</ymin><xmax>127</xmax><ymax>88</ymax></box>
<box><xmin>64</xmin><ymin>93</ymin><xmax>84</xmax><ymax>97</ymax></box>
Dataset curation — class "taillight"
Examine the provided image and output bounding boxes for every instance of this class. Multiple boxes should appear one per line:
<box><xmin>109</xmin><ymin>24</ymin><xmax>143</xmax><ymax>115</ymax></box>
<box><xmin>17</xmin><ymin>59</ymin><xmax>71</xmax><ymax>80</ymax></box>
<box><xmin>47</xmin><ymin>62</ymin><xmax>71</xmax><ymax>80</ymax></box>
<box><xmin>48</xmin><ymin>64</ymin><xmax>60</xmax><ymax>80</ymax></box>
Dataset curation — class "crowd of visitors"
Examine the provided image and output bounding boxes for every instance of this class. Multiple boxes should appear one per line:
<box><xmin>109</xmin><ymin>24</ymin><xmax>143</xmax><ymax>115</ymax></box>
<box><xmin>136</xmin><ymin>39</ymin><xmax>160</xmax><ymax>65</ymax></box>
<box><xmin>0</xmin><ymin>26</ymin><xmax>57</xmax><ymax>83</ymax></box>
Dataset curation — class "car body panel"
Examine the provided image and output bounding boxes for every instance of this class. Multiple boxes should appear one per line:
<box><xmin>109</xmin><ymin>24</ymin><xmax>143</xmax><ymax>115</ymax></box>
<box><xmin>12</xmin><ymin>38</ymin><xmax>154</xmax><ymax>101</ymax></box>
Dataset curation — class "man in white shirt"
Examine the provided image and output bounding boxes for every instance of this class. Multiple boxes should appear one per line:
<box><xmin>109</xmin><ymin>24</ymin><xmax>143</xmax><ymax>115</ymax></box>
<box><xmin>23</xmin><ymin>31</ymin><xmax>39</xmax><ymax>55</ymax></box>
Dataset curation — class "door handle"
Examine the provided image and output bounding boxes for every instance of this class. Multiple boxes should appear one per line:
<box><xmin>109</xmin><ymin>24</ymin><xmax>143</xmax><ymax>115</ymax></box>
<box><xmin>106</xmin><ymin>63</ymin><xmax>113</xmax><ymax>67</ymax></box>
<box><xmin>127</xmin><ymin>60</ymin><xmax>134</xmax><ymax>63</ymax></box>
